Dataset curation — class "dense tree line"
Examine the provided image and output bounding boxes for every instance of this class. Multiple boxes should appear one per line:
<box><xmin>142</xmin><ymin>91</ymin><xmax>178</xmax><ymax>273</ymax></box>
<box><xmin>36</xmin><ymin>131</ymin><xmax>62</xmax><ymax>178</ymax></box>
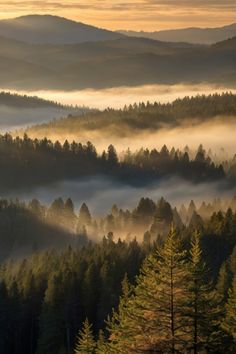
<box><xmin>0</xmin><ymin>91</ymin><xmax>89</xmax><ymax>111</ymax></box>
<box><xmin>0</xmin><ymin>238</ymin><xmax>145</xmax><ymax>354</ymax></box>
<box><xmin>0</xmin><ymin>195</ymin><xmax>235</xmax><ymax>266</ymax></box>
<box><xmin>0</xmin><ymin>194</ymin><xmax>235</xmax><ymax>353</ymax></box>
<box><xmin>28</xmin><ymin>92</ymin><xmax>236</xmax><ymax>135</ymax></box>
<box><xmin>0</xmin><ymin>133</ymin><xmax>225</xmax><ymax>191</ymax></box>
<box><xmin>76</xmin><ymin>232</ymin><xmax>236</xmax><ymax>353</ymax></box>
<box><xmin>0</xmin><ymin>224</ymin><xmax>235</xmax><ymax>354</ymax></box>
<box><xmin>0</xmin><ymin>198</ymin><xmax>89</xmax><ymax>262</ymax></box>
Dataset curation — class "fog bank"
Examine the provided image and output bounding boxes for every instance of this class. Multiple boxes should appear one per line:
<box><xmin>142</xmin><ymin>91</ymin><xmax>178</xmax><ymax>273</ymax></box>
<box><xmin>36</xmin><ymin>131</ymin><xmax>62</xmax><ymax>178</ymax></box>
<box><xmin>26</xmin><ymin>119</ymin><xmax>236</xmax><ymax>157</ymax></box>
<box><xmin>3</xmin><ymin>176</ymin><xmax>235</xmax><ymax>216</ymax></box>
<box><xmin>1</xmin><ymin>83</ymin><xmax>236</xmax><ymax>109</ymax></box>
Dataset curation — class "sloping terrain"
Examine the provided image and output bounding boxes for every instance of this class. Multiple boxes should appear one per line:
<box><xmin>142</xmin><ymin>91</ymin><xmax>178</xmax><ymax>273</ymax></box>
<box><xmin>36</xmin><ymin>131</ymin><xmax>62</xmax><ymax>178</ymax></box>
<box><xmin>119</xmin><ymin>23</ymin><xmax>236</xmax><ymax>44</ymax></box>
<box><xmin>0</xmin><ymin>15</ymin><xmax>123</xmax><ymax>44</ymax></box>
<box><xmin>0</xmin><ymin>26</ymin><xmax>235</xmax><ymax>89</ymax></box>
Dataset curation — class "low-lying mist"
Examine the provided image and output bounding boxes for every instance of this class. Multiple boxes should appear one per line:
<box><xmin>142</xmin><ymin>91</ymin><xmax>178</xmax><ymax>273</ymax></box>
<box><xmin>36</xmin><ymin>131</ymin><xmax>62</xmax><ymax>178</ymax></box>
<box><xmin>2</xmin><ymin>83</ymin><xmax>236</xmax><ymax>109</ymax></box>
<box><xmin>26</xmin><ymin>118</ymin><xmax>236</xmax><ymax>157</ymax></box>
<box><xmin>4</xmin><ymin>176</ymin><xmax>235</xmax><ymax>216</ymax></box>
<box><xmin>0</xmin><ymin>105</ymin><xmax>72</xmax><ymax>131</ymax></box>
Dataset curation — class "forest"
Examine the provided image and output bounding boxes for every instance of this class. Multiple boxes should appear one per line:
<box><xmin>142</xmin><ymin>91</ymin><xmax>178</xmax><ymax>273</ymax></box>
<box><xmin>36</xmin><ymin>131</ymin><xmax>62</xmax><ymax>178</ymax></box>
<box><xmin>0</xmin><ymin>92</ymin><xmax>235</xmax><ymax>353</ymax></box>
<box><xmin>0</xmin><ymin>133</ymin><xmax>228</xmax><ymax>192</ymax></box>
<box><xmin>27</xmin><ymin>93</ymin><xmax>236</xmax><ymax>138</ymax></box>
<box><xmin>0</xmin><ymin>194</ymin><xmax>235</xmax><ymax>260</ymax></box>
<box><xmin>0</xmin><ymin>4</ymin><xmax>236</xmax><ymax>353</ymax></box>
<box><xmin>0</xmin><ymin>193</ymin><xmax>235</xmax><ymax>353</ymax></box>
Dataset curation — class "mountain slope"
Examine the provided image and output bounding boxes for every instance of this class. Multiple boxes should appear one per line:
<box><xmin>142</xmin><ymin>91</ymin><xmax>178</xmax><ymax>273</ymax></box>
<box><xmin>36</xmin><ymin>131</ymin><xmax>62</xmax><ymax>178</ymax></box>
<box><xmin>0</xmin><ymin>92</ymin><xmax>92</xmax><ymax>130</ymax></box>
<box><xmin>0</xmin><ymin>14</ymin><xmax>123</xmax><ymax>44</ymax></box>
<box><xmin>119</xmin><ymin>23</ymin><xmax>236</xmax><ymax>45</ymax></box>
<box><xmin>0</xmin><ymin>34</ymin><xmax>235</xmax><ymax>90</ymax></box>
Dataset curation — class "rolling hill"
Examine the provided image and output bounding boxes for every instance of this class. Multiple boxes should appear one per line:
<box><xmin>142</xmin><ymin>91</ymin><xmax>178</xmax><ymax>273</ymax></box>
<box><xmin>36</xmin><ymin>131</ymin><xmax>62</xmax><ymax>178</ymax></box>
<box><xmin>25</xmin><ymin>93</ymin><xmax>236</xmax><ymax>141</ymax></box>
<box><xmin>0</xmin><ymin>15</ymin><xmax>123</xmax><ymax>44</ymax></box>
<box><xmin>119</xmin><ymin>23</ymin><xmax>236</xmax><ymax>45</ymax></box>
<box><xmin>0</xmin><ymin>92</ymin><xmax>92</xmax><ymax>130</ymax></box>
<box><xmin>0</xmin><ymin>16</ymin><xmax>235</xmax><ymax>90</ymax></box>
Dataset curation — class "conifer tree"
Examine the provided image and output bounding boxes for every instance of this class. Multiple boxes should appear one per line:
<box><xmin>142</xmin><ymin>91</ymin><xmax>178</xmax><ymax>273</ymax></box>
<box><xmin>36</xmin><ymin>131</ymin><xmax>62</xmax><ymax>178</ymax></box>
<box><xmin>217</xmin><ymin>262</ymin><xmax>231</xmax><ymax>300</ymax></box>
<box><xmin>107</xmin><ymin>228</ymin><xmax>189</xmax><ymax>353</ymax></box>
<box><xmin>74</xmin><ymin>318</ymin><xmax>96</xmax><ymax>354</ymax></box>
<box><xmin>186</xmin><ymin>231</ymin><xmax>224</xmax><ymax>353</ymax></box>
<box><xmin>36</xmin><ymin>273</ymin><xmax>65</xmax><ymax>354</ymax></box>
<box><xmin>106</xmin><ymin>274</ymin><xmax>135</xmax><ymax>353</ymax></box>
<box><xmin>79</xmin><ymin>203</ymin><xmax>92</xmax><ymax>226</ymax></box>
<box><xmin>95</xmin><ymin>330</ymin><xmax>108</xmax><ymax>354</ymax></box>
<box><xmin>222</xmin><ymin>275</ymin><xmax>236</xmax><ymax>342</ymax></box>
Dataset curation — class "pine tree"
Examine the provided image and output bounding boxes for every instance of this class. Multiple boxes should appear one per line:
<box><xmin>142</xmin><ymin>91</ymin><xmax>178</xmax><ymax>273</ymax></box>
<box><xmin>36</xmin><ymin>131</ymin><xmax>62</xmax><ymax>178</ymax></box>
<box><xmin>222</xmin><ymin>275</ymin><xmax>236</xmax><ymax>342</ymax></box>
<box><xmin>74</xmin><ymin>318</ymin><xmax>96</xmax><ymax>354</ymax></box>
<box><xmin>186</xmin><ymin>231</ymin><xmax>224</xmax><ymax>353</ymax></box>
<box><xmin>217</xmin><ymin>262</ymin><xmax>231</xmax><ymax>300</ymax></box>
<box><xmin>36</xmin><ymin>273</ymin><xmax>65</xmax><ymax>354</ymax></box>
<box><xmin>79</xmin><ymin>203</ymin><xmax>92</xmax><ymax>226</ymax></box>
<box><xmin>107</xmin><ymin>228</ymin><xmax>189</xmax><ymax>353</ymax></box>
<box><xmin>106</xmin><ymin>274</ymin><xmax>135</xmax><ymax>353</ymax></box>
<box><xmin>95</xmin><ymin>330</ymin><xmax>108</xmax><ymax>354</ymax></box>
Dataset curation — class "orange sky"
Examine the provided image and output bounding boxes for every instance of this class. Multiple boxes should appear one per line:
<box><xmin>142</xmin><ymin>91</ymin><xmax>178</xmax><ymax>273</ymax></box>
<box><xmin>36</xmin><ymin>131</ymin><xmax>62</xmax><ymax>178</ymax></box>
<box><xmin>0</xmin><ymin>1</ymin><xmax>235</xmax><ymax>31</ymax></box>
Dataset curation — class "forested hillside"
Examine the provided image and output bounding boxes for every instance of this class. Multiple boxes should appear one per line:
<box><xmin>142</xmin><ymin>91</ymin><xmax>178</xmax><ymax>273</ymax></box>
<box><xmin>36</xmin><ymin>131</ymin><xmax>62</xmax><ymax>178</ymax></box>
<box><xmin>27</xmin><ymin>93</ymin><xmax>236</xmax><ymax>138</ymax></box>
<box><xmin>0</xmin><ymin>92</ymin><xmax>93</xmax><ymax>130</ymax></box>
<box><xmin>0</xmin><ymin>15</ymin><xmax>123</xmax><ymax>44</ymax></box>
<box><xmin>0</xmin><ymin>10</ymin><xmax>235</xmax><ymax>354</ymax></box>
<box><xmin>0</xmin><ymin>23</ymin><xmax>236</xmax><ymax>89</ymax></box>
<box><xmin>0</xmin><ymin>194</ymin><xmax>235</xmax><ymax>262</ymax></box>
<box><xmin>119</xmin><ymin>23</ymin><xmax>236</xmax><ymax>44</ymax></box>
<box><xmin>0</xmin><ymin>133</ymin><xmax>226</xmax><ymax>192</ymax></box>
<box><xmin>0</xmin><ymin>203</ymin><xmax>235</xmax><ymax>353</ymax></box>
<box><xmin>0</xmin><ymin>92</ymin><xmax>69</xmax><ymax>109</ymax></box>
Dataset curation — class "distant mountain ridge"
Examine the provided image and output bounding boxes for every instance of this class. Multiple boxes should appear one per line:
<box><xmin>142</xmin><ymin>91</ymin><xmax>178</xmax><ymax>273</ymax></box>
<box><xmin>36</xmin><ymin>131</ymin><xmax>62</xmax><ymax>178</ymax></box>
<box><xmin>0</xmin><ymin>15</ymin><xmax>235</xmax><ymax>90</ymax></box>
<box><xmin>0</xmin><ymin>92</ymin><xmax>93</xmax><ymax>131</ymax></box>
<box><xmin>119</xmin><ymin>23</ymin><xmax>236</xmax><ymax>44</ymax></box>
<box><xmin>0</xmin><ymin>91</ymin><xmax>67</xmax><ymax>108</ymax></box>
<box><xmin>0</xmin><ymin>14</ymin><xmax>123</xmax><ymax>44</ymax></box>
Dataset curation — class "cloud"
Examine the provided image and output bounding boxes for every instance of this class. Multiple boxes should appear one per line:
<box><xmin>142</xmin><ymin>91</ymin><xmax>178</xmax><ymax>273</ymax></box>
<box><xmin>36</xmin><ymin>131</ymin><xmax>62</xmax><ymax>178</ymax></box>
<box><xmin>4</xmin><ymin>175</ymin><xmax>236</xmax><ymax>216</ymax></box>
<box><xmin>0</xmin><ymin>0</ymin><xmax>235</xmax><ymax>30</ymax></box>
<box><xmin>2</xmin><ymin>0</ymin><xmax>236</xmax><ymax>11</ymax></box>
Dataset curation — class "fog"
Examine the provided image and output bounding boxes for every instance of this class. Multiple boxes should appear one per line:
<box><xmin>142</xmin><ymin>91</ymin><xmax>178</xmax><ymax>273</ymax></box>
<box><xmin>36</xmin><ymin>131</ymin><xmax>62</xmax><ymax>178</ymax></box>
<box><xmin>0</xmin><ymin>105</ymin><xmax>74</xmax><ymax>131</ymax></box>
<box><xmin>4</xmin><ymin>176</ymin><xmax>235</xmax><ymax>216</ymax></box>
<box><xmin>1</xmin><ymin>83</ymin><xmax>236</xmax><ymax>110</ymax></box>
<box><xmin>1</xmin><ymin>83</ymin><xmax>235</xmax><ymax>217</ymax></box>
<box><xmin>26</xmin><ymin>118</ymin><xmax>236</xmax><ymax>158</ymax></box>
<box><xmin>1</xmin><ymin>84</ymin><xmax>236</xmax><ymax>157</ymax></box>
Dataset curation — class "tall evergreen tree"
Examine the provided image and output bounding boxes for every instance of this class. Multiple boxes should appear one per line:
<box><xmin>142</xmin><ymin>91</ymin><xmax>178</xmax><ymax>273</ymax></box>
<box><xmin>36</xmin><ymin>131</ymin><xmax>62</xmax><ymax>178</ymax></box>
<box><xmin>79</xmin><ymin>203</ymin><xmax>92</xmax><ymax>226</ymax></box>
<box><xmin>95</xmin><ymin>330</ymin><xmax>108</xmax><ymax>354</ymax></box>
<box><xmin>74</xmin><ymin>318</ymin><xmax>96</xmax><ymax>354</ymax></box>
<box><xmin>36</xmin><ymin>273</ymin><xmax>65</xmax><ymax>354</ymax></box>
<box><xmin>107</xmin><ymin>228</ymin><xmax>189</xmax><ymax>353</ymax></box>
<box><xmin>222</xmin><ymin>275</ymin><xmax>236</xmax><ymax>342</ymax></box>
<box><xmin>106</xmin><ymin>274</ymin><xmax>135</xmax><ymax>353</ymax></box>
<box><xmin>187</xmin><ymin>232</ymin><xmax>224</xmax><ymax>353</ymax></box>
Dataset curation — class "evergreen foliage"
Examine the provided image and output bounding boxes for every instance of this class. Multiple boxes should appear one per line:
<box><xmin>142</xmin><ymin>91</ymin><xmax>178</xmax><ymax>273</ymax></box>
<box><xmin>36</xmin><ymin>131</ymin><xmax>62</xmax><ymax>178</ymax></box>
<box><xmin>0</xmin><ymin>132</ymin><xmax>226</xmax><ymax>192</ymax></box>
<box><xmin>74</xmin><ymin>319</ymin><xmax>96</xmax><ymax>354</ymax></box>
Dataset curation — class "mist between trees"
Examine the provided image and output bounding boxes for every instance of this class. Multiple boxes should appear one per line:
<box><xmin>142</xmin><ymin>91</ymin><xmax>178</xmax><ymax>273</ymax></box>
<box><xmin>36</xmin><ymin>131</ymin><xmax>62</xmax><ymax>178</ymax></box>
<box><xmin>0</xmin><ymin>194</ymin><xmax>235</xmax><ymax>354</ymax></box>
<box><xmin>23</xmin><ymin>93</ymin><xmax>236</xmax><ymax>155</ymax></box>
<box><xmin>0</xmin><ymin>133</ymin><xmax>232</xmax><ymax>194</ymax></box>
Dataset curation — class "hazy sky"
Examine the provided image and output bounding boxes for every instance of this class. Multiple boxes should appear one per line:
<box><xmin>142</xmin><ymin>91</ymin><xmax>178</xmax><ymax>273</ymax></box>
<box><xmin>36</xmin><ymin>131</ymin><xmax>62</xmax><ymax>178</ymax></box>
<box><xmin>0</xmin><ymin>0</ymin><xmax>235</xmax><ymax>31</ymax></box>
